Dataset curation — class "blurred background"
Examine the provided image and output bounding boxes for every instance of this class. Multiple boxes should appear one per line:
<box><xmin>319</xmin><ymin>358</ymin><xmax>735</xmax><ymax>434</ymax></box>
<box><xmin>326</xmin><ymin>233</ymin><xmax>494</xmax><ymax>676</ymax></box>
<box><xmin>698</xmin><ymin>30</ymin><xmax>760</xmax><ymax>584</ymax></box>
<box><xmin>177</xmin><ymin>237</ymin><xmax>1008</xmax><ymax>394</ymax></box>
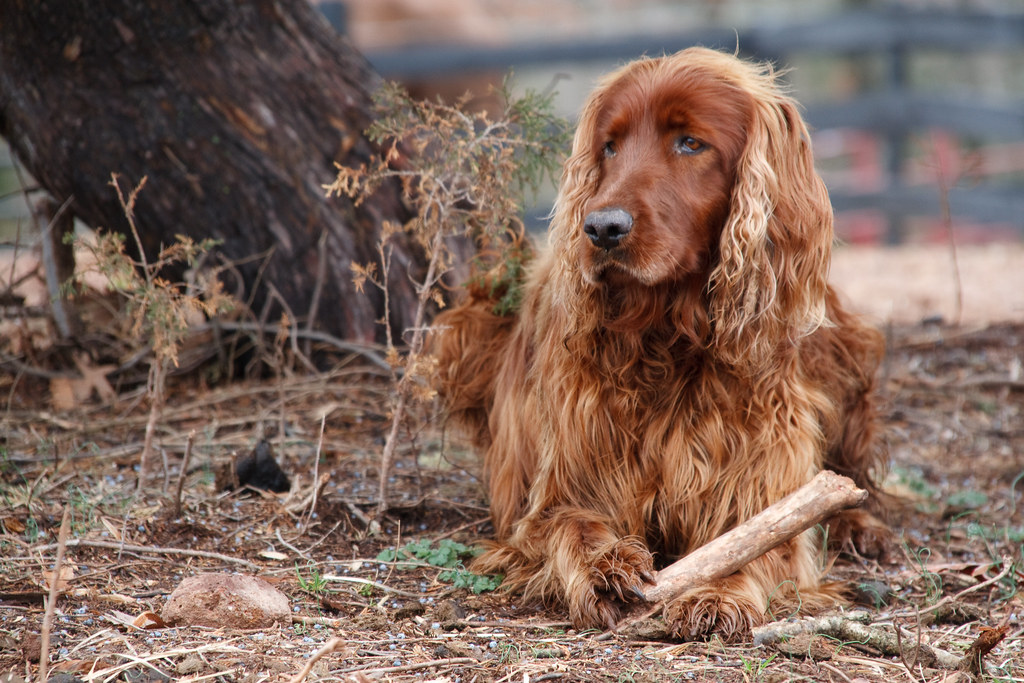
<box><xmin>339</xmin><ymin>0</ymin><xmax>1024</xmax><ymax>324</ymax></box>
<box><xmin>3</xmin><ymin>0</ymin><xmax>1023</xmax><ymax>323</ymax></box>
<box><xmin>333</xmin><ymin>0</ymin><xmax>1024</xmax><ymax>246</ymax></box>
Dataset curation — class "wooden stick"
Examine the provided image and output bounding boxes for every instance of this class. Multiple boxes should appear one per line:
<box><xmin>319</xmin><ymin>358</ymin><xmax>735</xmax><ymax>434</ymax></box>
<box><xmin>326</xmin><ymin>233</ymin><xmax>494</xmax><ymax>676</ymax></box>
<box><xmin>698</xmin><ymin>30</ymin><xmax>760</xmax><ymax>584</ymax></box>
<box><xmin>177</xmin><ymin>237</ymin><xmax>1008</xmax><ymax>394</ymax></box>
<box><xmin>596</xmin><ymin>470</ymin><xmax>868</xmax><ymax>643</ymax></box>
<box><xmin>644</xmin><ymin>470</ymin><xmax>867</xmax><ymax>605</ymax></box>
<box><xmin>609</xmin><ymin>471</ymin><xmax>865</xmax><ymax>635</ymax></box>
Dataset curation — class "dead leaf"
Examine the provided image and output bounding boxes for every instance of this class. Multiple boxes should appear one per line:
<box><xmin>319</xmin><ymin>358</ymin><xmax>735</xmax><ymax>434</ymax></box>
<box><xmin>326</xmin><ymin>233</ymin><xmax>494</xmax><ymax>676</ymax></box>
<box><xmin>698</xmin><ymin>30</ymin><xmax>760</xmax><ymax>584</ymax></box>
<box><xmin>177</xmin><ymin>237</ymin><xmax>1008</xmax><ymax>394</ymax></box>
<box><xmin>260</xmin><ymin>550</ymin><xmax>289</xmax><ymax>561</ymax></box>
<box><xmin>72</xmin><ymin>352</ymin><xmax>117</xmax><ymax>403</ymax></box>
<box><xmin>100</xmin><ymin>516</ymin><xmax>124</xmax><ymax>540</ymax></box>
<box><xmin>41</xmin><ymin>564</ymin><xmax>75</xmax><ymax>591</ymax></box>
<box><xmin>105</xmin><ymin>609</ymin><xmax>142</xmax><ymax>629</ymax></box>
<box><xmin>1</xmin><ymin>516</ymin><xmax>26</xmax><ymax>533</ymax></box>
<box><xmin>50</xmin><ymin>659</ymin><xmax>100</xmax><ymax>675</ymax></box>
<box><xmin>49</xmin><ymin>376</ymin><xmax>76</xmax><ymax>412</ymax></box>
<box><xmin>133</xmin><ymin>611</ymin><xmax>167</xmax><ymax>629</ymax></box>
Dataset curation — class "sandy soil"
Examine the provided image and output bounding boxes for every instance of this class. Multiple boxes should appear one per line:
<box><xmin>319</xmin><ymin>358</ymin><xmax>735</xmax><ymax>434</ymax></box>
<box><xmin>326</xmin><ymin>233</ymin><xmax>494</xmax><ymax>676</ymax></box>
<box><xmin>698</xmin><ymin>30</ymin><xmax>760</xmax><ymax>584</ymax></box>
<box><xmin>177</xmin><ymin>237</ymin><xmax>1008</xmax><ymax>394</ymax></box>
<box><xmin>831</xmin><ymin>243</ymin><xmax>1024</xmax><ymax>327</ymax></box>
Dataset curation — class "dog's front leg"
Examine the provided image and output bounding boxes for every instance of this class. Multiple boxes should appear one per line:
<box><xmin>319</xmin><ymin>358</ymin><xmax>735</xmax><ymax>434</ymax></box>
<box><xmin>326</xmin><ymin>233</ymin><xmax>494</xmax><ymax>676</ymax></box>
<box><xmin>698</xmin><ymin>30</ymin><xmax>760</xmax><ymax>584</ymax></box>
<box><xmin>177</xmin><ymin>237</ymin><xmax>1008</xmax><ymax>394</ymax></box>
<box><xmin>511</xmin><ymin>507</ymin><xmax>655</xmax><ymax>629</ymax></box>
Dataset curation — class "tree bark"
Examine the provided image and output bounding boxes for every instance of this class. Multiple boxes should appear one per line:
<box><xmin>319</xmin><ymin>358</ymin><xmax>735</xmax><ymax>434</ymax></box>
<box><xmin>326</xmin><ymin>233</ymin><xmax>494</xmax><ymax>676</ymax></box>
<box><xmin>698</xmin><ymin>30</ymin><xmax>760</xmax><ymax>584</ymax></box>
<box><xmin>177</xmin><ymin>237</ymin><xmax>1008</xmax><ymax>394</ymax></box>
<box><xmin>0</xmin><ymin>0</ymin><xmax>419</xmax><ymax>343</ymax></box>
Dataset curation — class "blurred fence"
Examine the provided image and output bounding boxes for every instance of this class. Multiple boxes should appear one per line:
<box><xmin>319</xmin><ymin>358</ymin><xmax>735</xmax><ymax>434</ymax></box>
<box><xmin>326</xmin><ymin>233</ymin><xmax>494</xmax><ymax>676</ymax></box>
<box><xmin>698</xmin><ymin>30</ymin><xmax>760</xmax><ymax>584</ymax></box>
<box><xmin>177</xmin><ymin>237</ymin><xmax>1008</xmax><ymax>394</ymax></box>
<box><xmin>345</xmin><ymin>4</ymin><xmax>1024</xmax><ymax>244</ymax></box>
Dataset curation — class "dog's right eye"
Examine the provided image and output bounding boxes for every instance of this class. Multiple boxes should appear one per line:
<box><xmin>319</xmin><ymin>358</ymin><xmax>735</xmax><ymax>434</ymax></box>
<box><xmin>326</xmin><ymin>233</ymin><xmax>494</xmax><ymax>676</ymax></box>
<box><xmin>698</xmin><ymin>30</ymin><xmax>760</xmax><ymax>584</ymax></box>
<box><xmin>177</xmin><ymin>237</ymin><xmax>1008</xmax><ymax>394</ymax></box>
<box><xmin>602</xmin><ymin>141</ymin><xmax>616</xmax><ymax>158</ymax></box>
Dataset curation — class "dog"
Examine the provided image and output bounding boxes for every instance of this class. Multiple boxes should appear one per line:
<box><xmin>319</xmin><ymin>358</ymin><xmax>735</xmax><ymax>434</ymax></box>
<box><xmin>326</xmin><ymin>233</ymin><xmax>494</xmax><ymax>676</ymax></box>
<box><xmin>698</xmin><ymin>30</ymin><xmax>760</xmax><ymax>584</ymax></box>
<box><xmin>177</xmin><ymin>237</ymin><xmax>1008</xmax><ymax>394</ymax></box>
<box><xmin>434</xmin><ymin>47</ymin><xmax>887</xmax><ymax>639</ymax></box>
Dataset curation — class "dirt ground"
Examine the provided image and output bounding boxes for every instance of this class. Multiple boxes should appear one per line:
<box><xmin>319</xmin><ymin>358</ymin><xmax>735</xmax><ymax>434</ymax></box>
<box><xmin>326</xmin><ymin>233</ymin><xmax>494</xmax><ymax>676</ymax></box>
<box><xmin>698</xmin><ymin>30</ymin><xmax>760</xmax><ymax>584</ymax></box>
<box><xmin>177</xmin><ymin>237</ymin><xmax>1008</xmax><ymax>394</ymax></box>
<box><xmin>830</xmin><ymin>244</ymin><xmax>1024</xmax><ymax>328</ymax></box>
<box><xmin>1</xmin><ymin>245</ymin><xmax>1022</xmax><ymax>682</ymax></box>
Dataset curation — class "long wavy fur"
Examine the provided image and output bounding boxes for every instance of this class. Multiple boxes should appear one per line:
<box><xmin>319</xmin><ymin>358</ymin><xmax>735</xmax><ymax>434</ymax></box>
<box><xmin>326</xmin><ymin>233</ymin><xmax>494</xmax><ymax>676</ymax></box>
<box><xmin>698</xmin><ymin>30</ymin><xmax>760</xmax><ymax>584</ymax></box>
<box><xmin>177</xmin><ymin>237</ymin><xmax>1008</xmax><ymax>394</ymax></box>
<box><xmin>434</xmin><ymin>47</ymin><xmax>887</xmax><ymax>639</ymax></box>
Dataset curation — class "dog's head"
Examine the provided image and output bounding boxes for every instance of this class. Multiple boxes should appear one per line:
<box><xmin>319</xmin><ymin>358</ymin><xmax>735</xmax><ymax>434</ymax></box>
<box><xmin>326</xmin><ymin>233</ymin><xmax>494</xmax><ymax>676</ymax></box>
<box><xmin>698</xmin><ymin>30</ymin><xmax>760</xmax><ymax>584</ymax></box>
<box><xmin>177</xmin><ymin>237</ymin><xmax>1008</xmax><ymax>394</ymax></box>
<box><xmin>550</xmin><ymin>47</ymin><xmax>834</xmax><ymax>367</ymax></box>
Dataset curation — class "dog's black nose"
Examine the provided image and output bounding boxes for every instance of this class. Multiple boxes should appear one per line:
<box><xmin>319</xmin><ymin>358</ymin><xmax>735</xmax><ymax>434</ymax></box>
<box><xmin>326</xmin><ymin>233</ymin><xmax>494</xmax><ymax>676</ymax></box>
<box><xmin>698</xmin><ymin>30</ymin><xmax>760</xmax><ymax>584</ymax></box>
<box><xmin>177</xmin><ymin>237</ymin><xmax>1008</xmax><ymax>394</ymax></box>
<box><xmin>583</xmin><ymin>208</ymin><xmax>633</xmax><ymax>250</ymax></box>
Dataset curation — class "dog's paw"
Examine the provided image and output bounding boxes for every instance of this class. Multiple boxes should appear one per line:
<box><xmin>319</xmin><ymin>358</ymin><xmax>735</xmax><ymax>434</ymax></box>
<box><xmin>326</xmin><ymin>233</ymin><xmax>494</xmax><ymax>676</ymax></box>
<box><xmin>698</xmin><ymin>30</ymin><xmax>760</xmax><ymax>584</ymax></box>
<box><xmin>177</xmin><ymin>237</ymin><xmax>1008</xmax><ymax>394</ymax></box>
<box><xmin>663</xmin><ymin>585</ymin><xmax>763</xmax><ymax>641</ymax></box>
<box><xmin>566</xmin><ymin>536</ymin><xmax>655</xmax><ymax>630</ymax></box>
<box><xmin>591</xmin><ymin>536</ymin><xmax>657</xmax><ymax>603</ymax></box>
<box><xmin>828</xmin><ymin>509</ymin><xmax>891</xmax><ymax>559</ymax></box>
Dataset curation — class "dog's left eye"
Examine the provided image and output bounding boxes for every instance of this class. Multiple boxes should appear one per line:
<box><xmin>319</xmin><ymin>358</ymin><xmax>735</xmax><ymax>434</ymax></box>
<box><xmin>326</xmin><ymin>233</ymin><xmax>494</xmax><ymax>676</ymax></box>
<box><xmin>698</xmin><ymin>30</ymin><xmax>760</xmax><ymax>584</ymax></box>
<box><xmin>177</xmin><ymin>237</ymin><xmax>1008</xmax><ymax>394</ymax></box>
<box><xmin>674</xmin><ymin>136</ymin><xmax>705</xmax><ymax>155</ymax></box>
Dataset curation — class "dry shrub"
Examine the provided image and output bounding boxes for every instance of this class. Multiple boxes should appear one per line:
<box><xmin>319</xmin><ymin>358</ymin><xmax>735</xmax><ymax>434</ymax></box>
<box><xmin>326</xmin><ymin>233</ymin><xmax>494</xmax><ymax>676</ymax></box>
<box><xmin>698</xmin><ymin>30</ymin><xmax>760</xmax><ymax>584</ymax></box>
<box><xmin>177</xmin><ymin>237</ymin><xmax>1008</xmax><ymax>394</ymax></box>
<box><xmin>325</xmin><ymin>79</ymin><xmax>570</xmax><ymax>519</ymax></box>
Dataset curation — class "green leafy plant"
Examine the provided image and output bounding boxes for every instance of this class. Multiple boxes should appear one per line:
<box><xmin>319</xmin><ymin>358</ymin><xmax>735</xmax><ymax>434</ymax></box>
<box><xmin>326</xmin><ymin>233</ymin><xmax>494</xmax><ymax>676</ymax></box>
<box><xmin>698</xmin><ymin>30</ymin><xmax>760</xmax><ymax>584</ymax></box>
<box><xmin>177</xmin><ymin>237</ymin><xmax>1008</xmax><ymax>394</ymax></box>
<box><xmin>325</xmin><ymin>78</ymin><xmax>570</xmax><ymax>519</ymax></box>
<box><xmin>376</xmin><ymin>538</ymin><xmax>503</xmax><ymax>594</ymax></box>
<box><xmin>740</xmin><ymin>652</ymin><xmax>778</xmax><ymax>680</ymax></box>
<box><xmin>438</xmin><ymin>567</ymin><xmax>503</xmax><ymax>594</ymax></box>
<box><xmin>295</xmin><ymin>561</ymin><xmax>328</xmax><ymax>595</ymax></box>
<box><xmin>496</xmin><ymin>640</ymin><xmax>521</xmax><ymax>665</ymax></box>
<box><xmin>376</xmin><ymin>538</ymin><xmax>476</xmax><ymax>568</ymax></box>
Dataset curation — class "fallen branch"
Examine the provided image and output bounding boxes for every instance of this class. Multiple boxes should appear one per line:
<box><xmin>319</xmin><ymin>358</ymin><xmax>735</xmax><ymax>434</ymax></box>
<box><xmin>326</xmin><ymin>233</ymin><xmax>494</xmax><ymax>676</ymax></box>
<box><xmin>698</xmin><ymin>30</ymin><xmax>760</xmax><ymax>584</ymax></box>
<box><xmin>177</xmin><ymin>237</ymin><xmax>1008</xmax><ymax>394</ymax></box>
<box><xmin>753</xmin><ymin>612</ymin><xmax>961</xmax><ymax>669</ymax></box>
<box><xmin>337</xmin><ymin>656</ymin><xmax>478</xmax><ymax>677</ymax></box>
<box><xmin>609</xmin><ymin>471</ymin><xmax>866</xmax><ymax>636</ymax></box>
<box><xmin>646</xmin><ymin>470</ymin><xmax>867</xmax><ymax>605</ymax></box>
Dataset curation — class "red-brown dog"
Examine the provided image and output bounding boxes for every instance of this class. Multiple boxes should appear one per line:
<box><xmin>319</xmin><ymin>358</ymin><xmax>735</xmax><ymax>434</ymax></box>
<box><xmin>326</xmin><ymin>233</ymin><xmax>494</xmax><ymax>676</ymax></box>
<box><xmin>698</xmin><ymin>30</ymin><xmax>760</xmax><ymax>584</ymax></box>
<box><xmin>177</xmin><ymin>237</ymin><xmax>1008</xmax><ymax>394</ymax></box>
<box><xmin>435</xmin><ymin>47</ymin><xmax>886</xmax><ymax>639</ymax></box>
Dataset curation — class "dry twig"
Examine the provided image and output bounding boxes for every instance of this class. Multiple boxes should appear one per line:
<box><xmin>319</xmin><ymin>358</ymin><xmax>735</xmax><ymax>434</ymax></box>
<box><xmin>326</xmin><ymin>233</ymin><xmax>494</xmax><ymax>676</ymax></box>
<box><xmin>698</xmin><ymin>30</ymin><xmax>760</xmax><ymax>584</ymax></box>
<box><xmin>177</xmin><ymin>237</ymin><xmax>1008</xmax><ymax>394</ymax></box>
<box><xmin>32</xmin><ymin>539</ymin><xmax>259</xmax><ymax>570</ymax></box>
<box><xmin>888</xmin><ymin>557</ymin><xmax>1015</xmax><ymax>619</ymax></box>
<box><xmin>38</xmin><ymin>504</ymin><xmax>72</xmax><ymax>681</ymax></box>
<box><xmin>299</xmin><ymin>414</ymin><xmax>327</xmax><ymax>532</ymax></box>
<box><xmin>287</xmin><ymin>636</ymin><xmax>347</xmax><ymax>683</ymax></box>
<box><xmin>172</xmin><ymin>429</ymin><xmax>196</xmax><ymax>518</ymax></box>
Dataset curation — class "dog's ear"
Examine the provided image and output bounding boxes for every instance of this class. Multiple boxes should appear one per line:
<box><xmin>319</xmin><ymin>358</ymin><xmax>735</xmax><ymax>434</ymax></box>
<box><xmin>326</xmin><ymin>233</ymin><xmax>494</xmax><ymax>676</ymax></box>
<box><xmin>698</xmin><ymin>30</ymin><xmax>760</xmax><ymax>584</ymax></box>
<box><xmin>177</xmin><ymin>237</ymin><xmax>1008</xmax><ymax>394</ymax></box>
<box><xmin>547</xmin><ymin>92</ymin><xmax>606</xmax><ymax>257</ymax></box>
<box><xmin>708</xmin><ymin>92</ymin><xmax>833</xmax><ymax>371</ymax></box>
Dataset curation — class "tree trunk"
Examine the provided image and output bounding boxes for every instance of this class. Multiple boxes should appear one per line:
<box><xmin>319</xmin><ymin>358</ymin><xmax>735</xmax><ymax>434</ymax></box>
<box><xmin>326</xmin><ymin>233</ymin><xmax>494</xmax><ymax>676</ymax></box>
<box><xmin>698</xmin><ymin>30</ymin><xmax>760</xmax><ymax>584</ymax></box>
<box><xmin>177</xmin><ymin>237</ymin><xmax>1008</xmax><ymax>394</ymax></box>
<box><xmin>0</xmin><ymin>0</ymin><xmax>419</xmax><ymax>343</ymax></box>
